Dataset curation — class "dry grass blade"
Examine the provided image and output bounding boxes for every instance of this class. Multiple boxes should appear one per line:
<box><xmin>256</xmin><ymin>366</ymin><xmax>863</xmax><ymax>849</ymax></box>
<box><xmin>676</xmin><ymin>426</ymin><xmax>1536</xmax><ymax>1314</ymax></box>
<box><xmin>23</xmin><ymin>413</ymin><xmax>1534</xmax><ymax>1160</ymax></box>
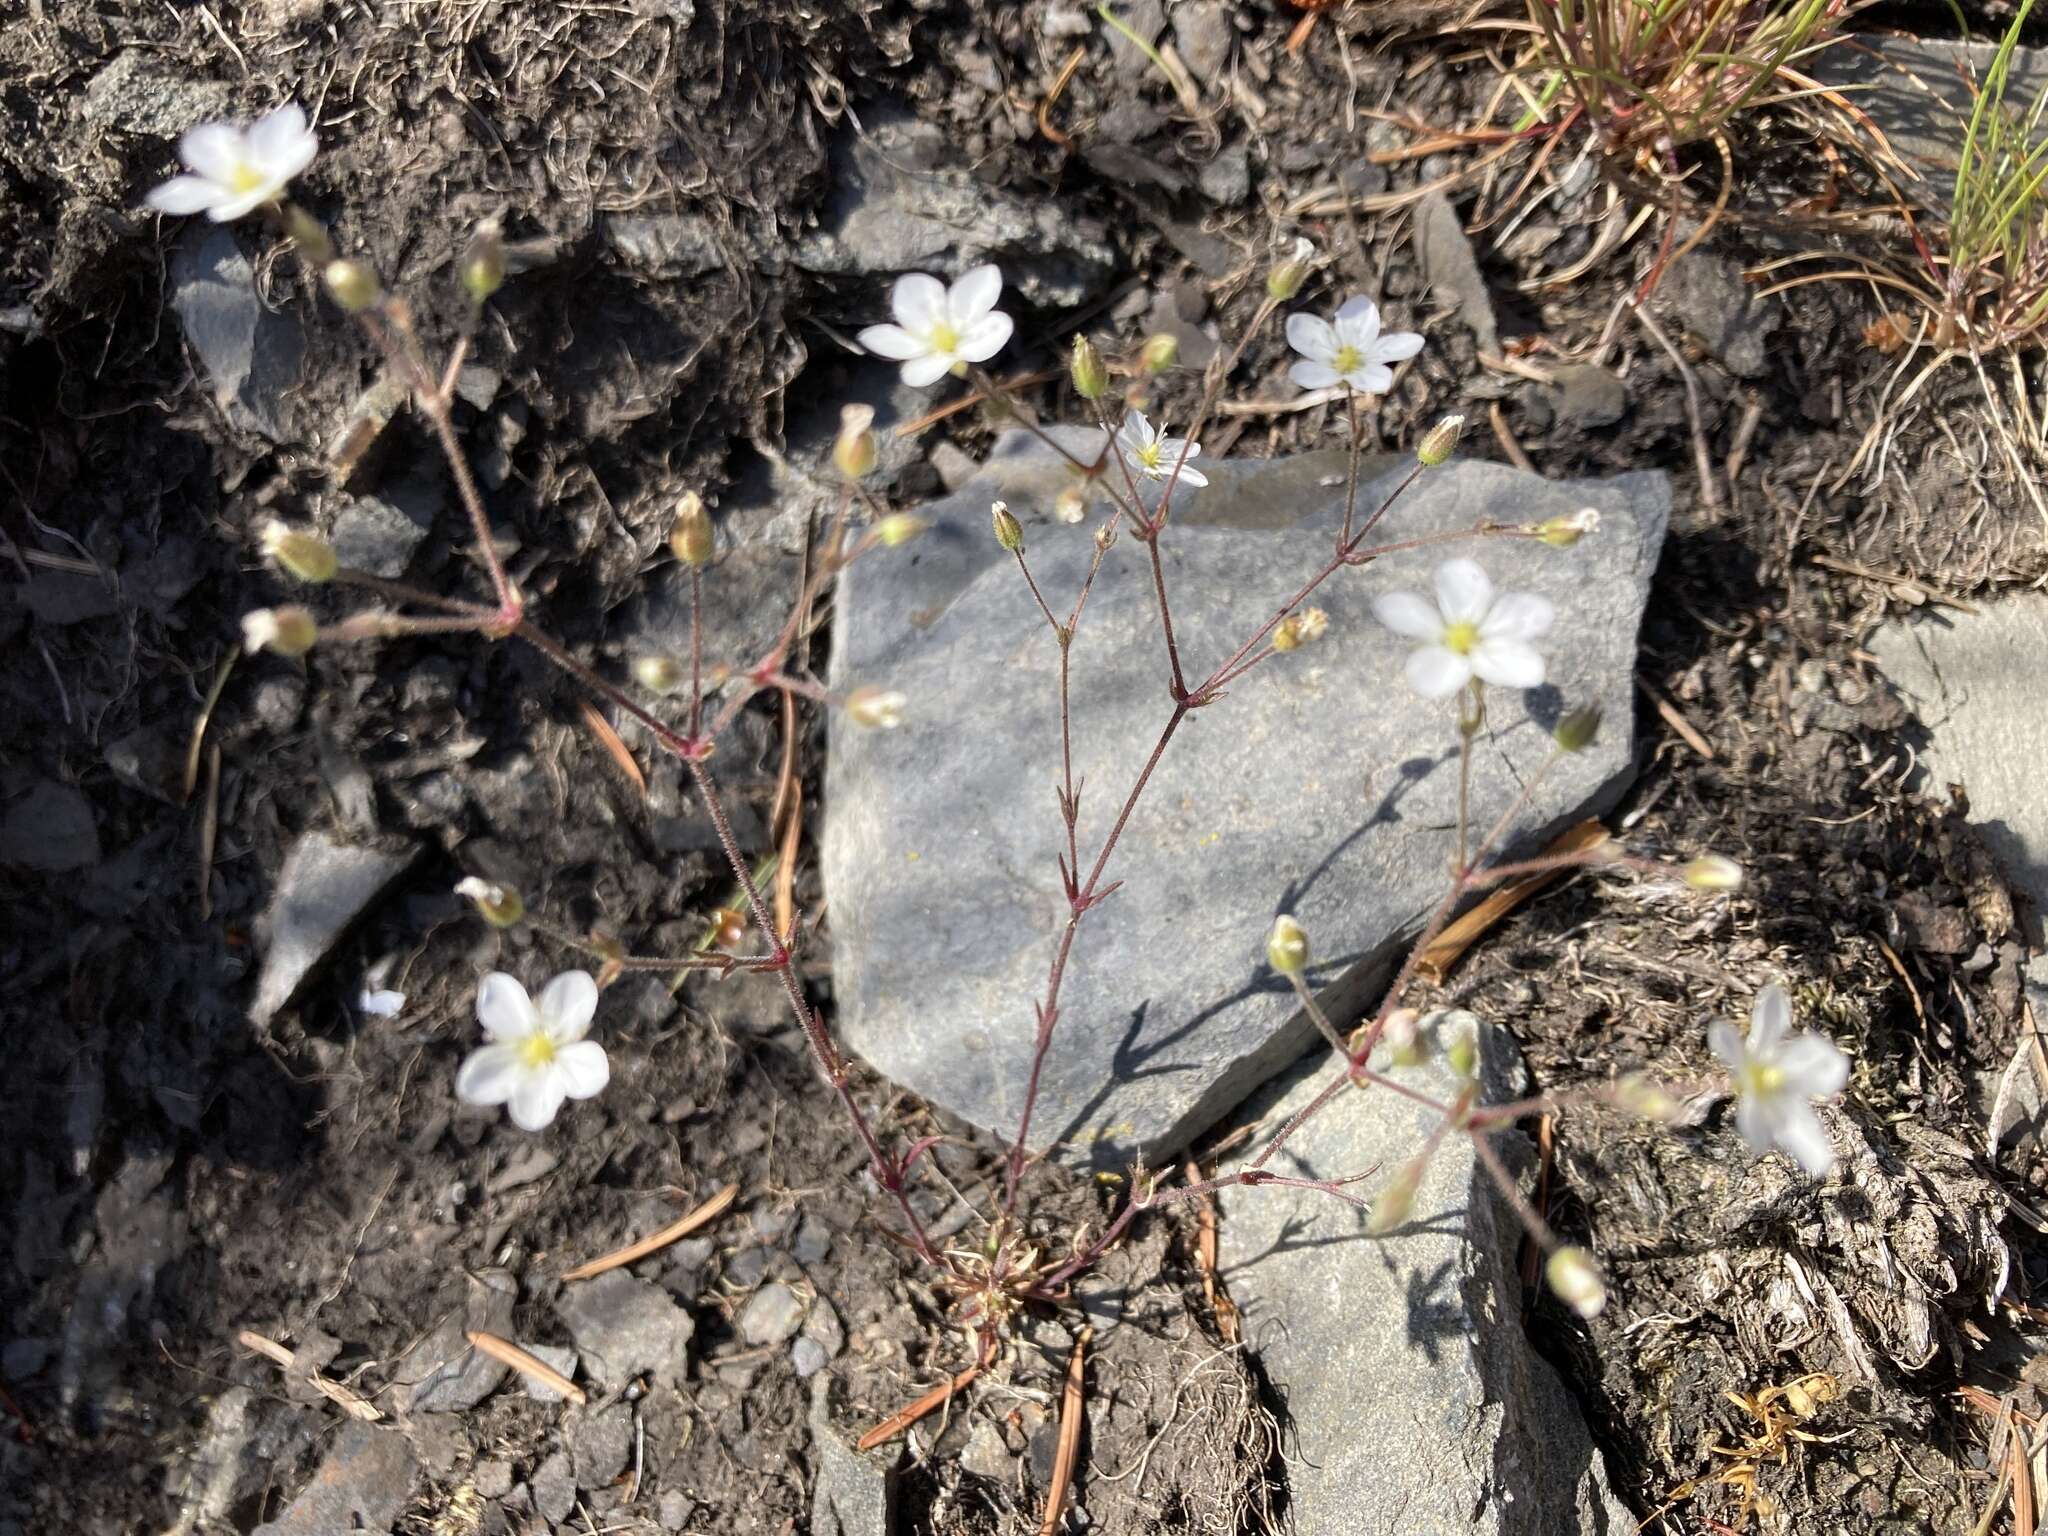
<box><xmin>1636</xmin><ymin>676</ymin><xmax>1716</xmax><ymax>760</ymax></box>
<box><xmin>1419</xmin><ymin>818</ymin><xmax>1609</xmax><ymax>983</ymax></box>
<box><xmin>465</xmin><ymin>1330</ymin><xmax>586</xmax><ymax>1404</ymax></box>
<box><xmin>578</xmin><ymin>698</ymin><xmax>647</xmax><ymax>797</ymax></box>
<box><xmin>1185</xmin><ymin>1158</ymin><xmax>1239</xmax><ymax>1343</ymax></box>
<box><xmin>858</xmin><ymin>1361</ymin><xmax>983</xmax><ymax>1452</ymax></box>
<box><xmin>561</xmin><ymin>1182</ymin><xmax>739</xmax><ymax>1281</ymax></box>
<box><xmin>236</xmin><ymin>1330</ymin><xmax>382</xmax><ymax>1421</ymax></box>
<box><xmin>1040</xmin><ymin>1325</ymin><xmax>1094</xmax><ymax>1536</ymax></box>
<box><xmin>182</xmin><ymin>650</ymin><xmax>237</xmax><ymax>803</ymax></box>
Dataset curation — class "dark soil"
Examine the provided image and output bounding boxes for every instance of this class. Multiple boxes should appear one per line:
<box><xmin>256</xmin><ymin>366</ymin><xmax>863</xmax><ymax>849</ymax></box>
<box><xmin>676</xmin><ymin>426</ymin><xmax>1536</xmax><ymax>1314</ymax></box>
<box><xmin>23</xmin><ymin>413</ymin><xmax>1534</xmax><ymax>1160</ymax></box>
<box><xmin>4</xmin><ymin>3</ymin><xmax>2045</xmax><ymax>1534</ymax></box>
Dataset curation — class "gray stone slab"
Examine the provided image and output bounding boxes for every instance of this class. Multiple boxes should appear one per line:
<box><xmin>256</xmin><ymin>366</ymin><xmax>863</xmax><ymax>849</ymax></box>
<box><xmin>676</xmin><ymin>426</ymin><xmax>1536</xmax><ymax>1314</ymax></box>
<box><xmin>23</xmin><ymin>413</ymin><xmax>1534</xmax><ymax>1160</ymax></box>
<box><xmin>1216</xmin><ymin>1034</ymin><xmax>1632</xmax><ymax>1535</ymax></box>
<box><xmin>823</xmin><ymin>432</ymin><xmax>1667</xmax><ymax>1167</ymax></box>
<box><xmin>1871</xmin><ymin>595</ymin><xmax>2048</xmax><ymax>939</ymax></box>
<box><xmin>251</xmin><ymin>1424</ymin><xmax>418</xmax><ymax>1536</ymax></box>
<box><xmin>253</xmin><ymin>832</ymin><xmax>420</xmax><ymax>1023</ymax></box>
<box><xmin>168</xmin><ymin>225</ymin><xmax>304</xmax><ymax>443</ymax></box>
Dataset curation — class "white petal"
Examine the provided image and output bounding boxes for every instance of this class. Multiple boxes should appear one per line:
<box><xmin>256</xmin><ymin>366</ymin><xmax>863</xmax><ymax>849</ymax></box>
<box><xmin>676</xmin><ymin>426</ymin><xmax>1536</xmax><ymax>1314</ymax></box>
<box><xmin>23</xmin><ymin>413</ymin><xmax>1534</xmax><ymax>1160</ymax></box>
<box><xmin>508</xmin><ymin>1072</ymin><xmax>568</xmax><ymax>1132</ymax></box>
<box><xmin>248</xmin><ymin>103</ymin><xmax>316</xmax><ymax>177</ymax></box>
<box><xmin>1349</xmin><ymin>363</ymin><xmax>1395</xmax><ymax>396</ymax></box>
<box><xmin>1773</xmin><ymin>1101</ymin><xmax>1836</xmax><ymax>1176</ymax></box>
<box><xmin>1119</xmin><ymin>408</ymin><xmax>1156</xmax><ymax>448</ymax></box>
<box><xmin>899</xmin><ymin>352</ymin><xmax>953</xmax><ymax>387</ymax></box>
<box><xmin>209</xmin><ymin>186</ymin><xmax>278</xmax><ymax>223</ymax></box>
<box><xmin>455</xmin><ymin>1043</ymin><xmax>527</xmax><ymax>1106</ymax></box>
<box><xmin>1169</xmin><ymin>462</ymin><xmax>1209</xmax><ymax>488</ymax></box>
<box><xmin>1749</xmin><ymin>984</ymin><xmax>1792</xmax><ymax>1053</ymax></box>
<box><xmin>890</xmin><ymin>272</ymin><xmax>948</xmax><ymax>334</ymax></box>
<box><xmin>147</xmin><ymin>176</ymin><xmax>222</xmax><ymax>215</ymax></box>
<box><xmin>1284</xmin><ymin>312</ymin><xmax>1336</xmax><ymax>363</ymax></box>
<box><xmin>1777</xmin><ymin>1035</ymin><xmax>1850</xmax><ymax>1098</ymax></box>
<box><xmin>1469</xmin><ymin>637</ymin><xmax>1545</xmax><ymax>690</ymax></box>
<box><xmin>1371</xmin><ymin>329</ymin><xmax>1426</xmax><ymax>364</ymax></box>
<box><xmin>358</xmin><ymin>989</ymin><xmax>406</xmax><ymax>1017</ymax></box>
<box><xmin>477</xmin><ymin>972</ymin><xmax>539</xmax><ymax>1041</ymax></box>
<box><xmin>1288</xmin><ymin>360</ymin><xmax>1342</xmax><ymax>391</ymax></box>
<box><xmin>554</xmin><ymin>1040</ymin><xmax>611</xmax><ymax>1099</ymax></box>
<box><xmin>857</xmin><ymin>323</ymin><xmax>929</xmax><ymax>361</ymax></box>
<box><xmin>1334</xmin><ymin>294</ymin><xmax>1379</xmax><ymax>332</ymax></box>
<box><xmin>1433</xmin><ymin>558</ymin><xmax>1494</xmax><ymax>625</ymax></box>
<box><xmin>1479</xmin><ymin>592</ymin><xmax>1554</xmax><ymax>642</ymax></box>
<box><xmin>537</xmin><ymin>970</ymin><xmax>599</xmax><ymax>1042</ymax></box>
<box><xmin>1404</xmin><ymin>645</ymin><xmax>1471</xmax><ymax>698</ymax></box>
<box><xmin>177</xmin><ymin>122</ymin><xmax>247</xmax><ymax>181</ymax></box>
<box><xmin>948</xmin><ymin>263</ymin><xmax>1004</xmax><ymax>324</ymax></box>
<box><xmin>1707</xmin><ymin>1019</ymin><xmax>1746</xmax><ymax>1070</ymax></box>
<box><xmin>1733</xmin><ymin>1091</ymin><xmax>1777</xmax><ymax>1156</ymax></box>
<box><xmin>953</xmin><ymin>309</ymin><xmax>1012</xmax><ymax>362</ymax></box>
<box><xmin>1372</xmin><ymin>590</ymin><xmax>1443</xmax><ymax>639</ymax></box>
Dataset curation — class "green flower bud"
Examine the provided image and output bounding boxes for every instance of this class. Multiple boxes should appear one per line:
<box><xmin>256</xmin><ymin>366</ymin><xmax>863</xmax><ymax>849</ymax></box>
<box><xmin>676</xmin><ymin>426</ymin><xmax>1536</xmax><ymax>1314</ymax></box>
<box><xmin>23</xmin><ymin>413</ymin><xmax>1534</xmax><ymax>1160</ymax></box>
<box><xmin>455</xmin><ymin>876</ymin><xmax>525</xmax><ymax>928</ymax></box>
<box><xmin>322</xmin><ymin>259</ymin><xmax>381</xmax><ymax>313</ymax></box>
<box><xmin>1553</xmin><ymin>705</ymin><xmax>1601</xmax><ymax>754</ymax></box>
<box><xmin>1266</xmin><ymin>238</ymin><xmax>1314</xmax><ymax>301</ymax></box>
<box><xmin>241</xmin><ymin>605</ymin><xmax>318</xmax><ymax>657</ymax></box>
<box><xmin>875</xmin><ymin>513</ymin><xmax>928</xmax><ymax>547</ymax></box>
<box><xmin>460</xmin><ymin>220</ymin><xmax>506</xmax><ymax>306</ymax></box>
<box><xmin>1070</xmin><ymin>335</ymin><xmax>1109</xmax><ymax>400</ymax></box>
<box><xmin>1416</xmin><ymin>414</ymin><xmax>1465</xmax><ymax>468</ymax></box>
<box><xmin>1684</xmin><ymin>854</ymin><xmax>1743</xmax><ymax>891</ymax></box>
<box><xmin>669</xmin><ymin>491</ymin><xmax>714</xmax><ymax>567</ymax></box>
<box><xmin>1546</xmin><ymin>1246</ymin><xmax>1607</xmax><ymax>1319</ymax></box>
<box><xmin>1266</xmin><ymin>914</ymin><xmax>1309</xmax><ymax>974</ymax></box>
<box><xmin>259</xmin><ymin>521</ymin><xmax>338</xmax><ymax>584</ymax></box>
<box><xmin>1368</xmin><ymin>1158</ymin><xmax>1424</xmax><ymax>1235</ymax></box>
<box><xmin>281</xmin><ymin>205</ymin><xmax>334</xmax><ymax>266</ymax></box>
<box><xmin>632</xmin><ymin>655</ymin><xmax>684</xmax><ymax>693</ymax></box>
<box><xmin>1138</xmin><ymin>333</ymin><xmax>1178</xmax><ymax>376</ymax></box>
<box><xmin>834</xmin><ymin>403</ymin><xmax>879</xmax><ymax>480</ymax></box>
<box><xmin>1536</xmin><ymin>508</ymin><xmax>1600</xmax><ymax>547</ymax></box>
<box><xmin>991</xmin><ymin>499</ymin><xmax>1024</xmax><ymax>554</ymax></box>
<box><xmin>846</xmin><ymin>686</ymin><xmax>906</xmax><ymax>729</ymax></box>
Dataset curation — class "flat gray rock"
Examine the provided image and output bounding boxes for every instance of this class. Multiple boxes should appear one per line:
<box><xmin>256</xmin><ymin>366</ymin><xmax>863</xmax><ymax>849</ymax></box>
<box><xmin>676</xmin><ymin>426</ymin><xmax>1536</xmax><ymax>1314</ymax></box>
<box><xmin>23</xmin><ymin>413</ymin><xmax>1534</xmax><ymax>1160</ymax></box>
<box><xmin>554</xmin><ymin>1270</ymin><xmax>694</xmax><ymax>1390</ymax></box>
<box><xmin>253</xmin><ymin>833</ymin><xmax>419</xmax><ymax>1023</ymax></box>
<box><xmin>1216</xmin><ymin>1033</ymin><xmax>1632</xmax><ymax>1535</ymax></box>
<box><xmin>824</xmin><ymin>433</ymin><xmax>1667</xmax><ymax>1166</ymax></box>
<box><xmin>1871</xmin><ymin>595</ymin><xmax>2048</xmax><ymax>929</ymax></box>
<box><xmin>251</xmin><ymin>1424</ymin><xmax>418</xmax><ymax>1536</ymax></box>
<box><xmin>168</xmin><ymin>226</ymin><xmax>304</xmax><ymax>443</ymax></box>
<box><xmin>0</xmin><ymin>781</ymin><xmax>100</xmax><ymax>874</ymax></box>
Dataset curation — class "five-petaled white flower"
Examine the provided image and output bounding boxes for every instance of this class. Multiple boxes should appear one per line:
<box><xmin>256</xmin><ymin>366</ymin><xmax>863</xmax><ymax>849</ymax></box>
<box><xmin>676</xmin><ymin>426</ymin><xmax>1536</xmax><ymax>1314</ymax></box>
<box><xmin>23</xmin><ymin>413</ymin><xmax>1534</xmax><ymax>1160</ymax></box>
<box><xmin>858</xmin><ymin>265</ymin><xmax>1013</xmax><ymax>386</ymax></box>
<box><xmin>1285</xmin><ymin>296</ymin><xmax>1424</xmax><ymax>395</ymax></box>
<box><xmin>1371</xmin><ymin>558</ymin><xmax>1553</xmax><ymax>698</ymax></box>
<box><xmin>456</xmin><ymin>971</ymin><xmax>611</xmax><ymax>1131</ymax></box>
<box><xmin>1710</xmin><ymin>983</ymin><xmax>1850</xmax><ymax>1176</ymax></box>
<box><xmin>1113</xmin><ymin>409</ymin><xmax>1208</xmax><ymax>488</ymax></box>
<box><xmin>146</xmin><ymin>104</ymin><xmax>319</xmax><ymax>223</ymax></box>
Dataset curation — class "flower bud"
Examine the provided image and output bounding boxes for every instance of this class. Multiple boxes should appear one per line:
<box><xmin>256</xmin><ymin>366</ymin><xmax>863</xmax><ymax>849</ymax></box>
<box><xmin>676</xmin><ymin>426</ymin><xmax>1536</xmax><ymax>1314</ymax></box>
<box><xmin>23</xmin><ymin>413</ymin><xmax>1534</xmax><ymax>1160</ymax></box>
<box><xmin>991</xmin><ymin>499</ymin><xmax>1024</xmax><ymax>554</ymax></box>
<box><xmin>1684</xmin><ymin>854</ymin><xmax>1743</xmax><ymax>891</ymax></box>
<box><xmin>1138</xmin><ymin>333</ymin><xmax>1178</xmax><ymax>376</ymax></box>
<box><xmin>632</xmin><ymin>655</ymin><xmax>684</xmax><ymax>693</ymax></box>
<box><xmin>1266</xmin><ymin>238</ymin><xmax>1314</xmax><ymax>301</ymax></box>
<box><xmin>669</xmin><ymin>491</ymin><xmax>714</xmax><ymax>566</ymax></box>
<box><xmin>846</xmin><ymin>686</ymin><xmax>906</xmax><ymax>729</ymax></box>
<box><xmin>875</xmin><ymin>513</ymin><xmax>928</xmax><ymax>547</ymax></box>
<box><xmin>833</xmin><ymin>403</ymin><xmax>879</xmax><ymax>480</ymax></box>
<box><xmin>259</xmin><ymin>520</ymin><xmax>338</xmax><ymax>584</ymax></box>
<box><xmin>455</xmin><ymin>876</ymin><xmax>525</xmax><ymax>928</ymax></box>
<box><xmin>1416</xmin><ymin>414</ymin><xmax>1465</xmax><ymax>467</ymax></box>
<box><xmin>1382</xmin><ymin>1007</ymin><xmax>1425</xmax><ymax>1067</ymax></box>
<box><xmin>460</xmin><ymin>220</ymin><xmax>506</xmax><ymax>306</ymax></box>
<box><xmin>1368</xmin><ymin>1158</ymin><xmax>1424</xmax><ymax>1235</ymax></box>
<box><xmin>1272</xmin><ymin>607</ymin><xmax>1329</xmax><ymax>653</ymax></box>
<box><xmin>241</xmin><ymin>605</ymin><xmax>317</xmax><ymax>657</ymax></box>
<box><xmin>1053</xmin><ymin>486</ymin><xmax>1087</xmax><ymax>525</ymax></box>
<box><xmin>1444</xmin><ymin>1023</ymin><xmax>1478</xmax><ymax>1083</ymax></box>
<box><xmin>1266</xmin><ymin>914</ymin><xmax>1309</xmax><ymax>974</ymax></box>
<box><xmin>1536</xmin><ymin>507</ymin><xmax>1601</xmax><ymax>547</ymax></box>
<box><xmin>1612</xmin><ymin>1073</ymin><xmax>1678</xmax><ymax>1124</ymax></box>
<box><xmin>1094</xmin><ymin>520</ymin><xmax>1118</xmax><ymax>554</ymax></box>
<box><xmin>322</xmin><ymin>259</ymin><xmax>381</xmax><ymax>313</ymax></box>
<box><xmin>1553</xmin><ymin>705</ymin><xmax>1601</xmax><ymax>754</ymax></box>
<box><xmin>281</xmin><ymin>205</ymin><xmax>334</xmax><ymax>265</ymax></box>
<box><xmin>1546</xmin><ymin>1246</ymin><xmax>1607</xmax><ymax>1320</ymax></box>
<box><xmin>1070</xmin><ymin>335</ymin><xmax>1109</xmax><ymax>400</ymax></box>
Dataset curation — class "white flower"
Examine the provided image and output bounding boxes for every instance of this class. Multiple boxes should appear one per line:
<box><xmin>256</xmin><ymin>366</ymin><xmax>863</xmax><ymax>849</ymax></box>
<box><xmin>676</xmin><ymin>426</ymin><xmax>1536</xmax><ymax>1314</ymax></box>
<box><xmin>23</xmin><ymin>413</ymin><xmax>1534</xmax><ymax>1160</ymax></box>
<box><xmin>1113</xmin><ymin>409</ymin><xmax>1208</xmax><ymax>488</ymax></box>
<box><xmin>358</xmin><ymin>989</ymin><xmax>406</xmax><ymax>1018</ymax></box>
<box><xmin>1709</xmin><ymin>984</ymin><xmax>1850</xmax><ymax>1176</ymax></box>
<box><xmin>1285</xmin><ymin>296</ymin><xmax>1424</xmax><ymax>395</ymax></box>
<box><xmin>146</xmin><ymin>104</ymin><xmax>319</xmax><ymax>223</ymax></box>
<box><xmin>455</xmin><ymin>971</ymin><xmax>611</xmax><ymax>1131</ymax></box>
<box><xmin>1371</xmin><ymin>558</ymin><xmax>1553</xmax><ymax>698</ymax></box>
<box><xmin>857</xmin><ymin>265</ymin><xmax>1013</xmax><ymax>386</ymax></box>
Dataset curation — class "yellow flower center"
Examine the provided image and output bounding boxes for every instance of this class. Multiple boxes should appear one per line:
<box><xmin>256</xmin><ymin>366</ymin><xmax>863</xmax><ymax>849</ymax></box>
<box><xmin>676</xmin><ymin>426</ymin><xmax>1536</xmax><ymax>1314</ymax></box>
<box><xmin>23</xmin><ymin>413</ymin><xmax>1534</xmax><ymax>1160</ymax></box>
<box><xmin>1331</xmin><ymin>344</ymin><xmax>1363</xmax><ymax>376</ymax></box>
<box><xmin>1442</xmin><ymin>620</ymin><xmax>1480</xmax><ymax>654</ymax></box>
<box><xmin>519</xmin><ymin>1033</ymin><xmax>558</xmax><ymax>1070</ymax></box>
<box><xmin>1739</xmin><ymin>1061</ymin><xmax>1785</xmax><ymax>1098</ymax></box>
<box><xmin>1138</xmin><ymin>441</ymin><xmax>1164</xmax><ymax>471</ymax></box>
<box><xmin>228</xmin><ymin>162</ymin><xmax>269</xmax><ymax>194</ymax></box>
<box><xmin>928</xmin><ymin>321</ymin><xmax>961</xmax><ymax>355</ymax></box>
